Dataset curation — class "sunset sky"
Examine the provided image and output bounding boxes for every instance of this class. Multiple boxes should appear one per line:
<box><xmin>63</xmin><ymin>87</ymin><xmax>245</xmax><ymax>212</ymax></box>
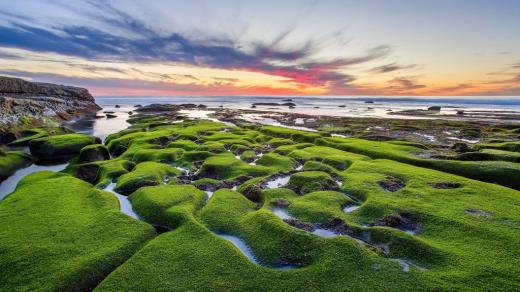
<box><xmin>0</xmin><ymin>0</ymin><xmax>519</xmax><ymax>96</ymax></box>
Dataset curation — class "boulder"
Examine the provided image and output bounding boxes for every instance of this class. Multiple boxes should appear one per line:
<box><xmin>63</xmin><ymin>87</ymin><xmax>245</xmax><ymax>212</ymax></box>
<box><xmin>427</xmin><ymin>106</ymin><xmax>441</xmax><ymax>111</ymax></box>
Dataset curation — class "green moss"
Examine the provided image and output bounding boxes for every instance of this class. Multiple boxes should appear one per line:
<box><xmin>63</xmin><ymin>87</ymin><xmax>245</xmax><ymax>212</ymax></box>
<box><xmin>29</xmin><ymin>133</ymin><xmax>100</xmax><ymax>161</ymax></box>
<box><xmin>0</xmin><ymin>150</ymin><xmax>32</xmax><ymax>181</ymax></box>
<box><xmin>240</xmin><ymin>150</ymin><xmax>257</xmax><ymax>162</ymax></box>
<box><xmin>130</xmin><ymin>185</ymin><xmax>206</xmax><ymax>228</ymax></box>
<box><xmin>115</xmin><ymin>161</ymin><xmax>181</xmax><ymax>194</ymax></box>
<box><xmin>198</xmin><ymin>153</ymin><xmax>272</xmax><ymax>180</ymax></box>
<box><xmin>256</xmin><ymin>152</ymin><xmax>295</xmax><ymax>172</ymax></box>
<box><xmin>167</xmin><ymin>139</ymin><xmax>199</xmax><ymax>151</ymax></box>
<box><xmin>0</xmin><ymin>171</ymin><xmax>156</xmax><ymax>291</ymax></box>
<box><xmin>260</xmin><ymin>126</ymin><xmax>323</xmax><ymax>143</ymax></box>
<box><xmin>456</xmin><ymin>149</ymin><xmax>520</xmax><ymax>162</ymax></box>
<box><xmin>287</xmin><ymin>171</ymin><xmax>338</xmax><ymax>194</ymax></box>
<box><xmin>197</xmin><ymin>141</ymin><xmax>226</xmax><ymax>153</ymax></box>
<box><xmin>132</xmin><ymin>147</ymin><xmax>185</xmax><ymax>163</ymax></box>
<box><xmin>78</xmin><ymin>144</ymin><xmax>110</xmax><ymax>163</ymax></box>
<box><xmin>475</xmin><ymin>141</ymin><xmax>520</xmax><ymax>152</ymax></box>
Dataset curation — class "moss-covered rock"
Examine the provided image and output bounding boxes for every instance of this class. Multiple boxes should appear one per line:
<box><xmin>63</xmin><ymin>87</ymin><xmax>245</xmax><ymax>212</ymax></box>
<box><xmin>78</xmin><ymin>144</ymin><xmax>110</xmax><ymax>162</ymax></box>
<box><xmin>115</xmin><ymin>162</ymin><xmax>181</xmax><ymax>194</ymax></box>
<box><xmin>287</xmin><ymin>171</ymin><xmax>338</xmax><ymax>194</ymax></box>
<box><xmin>29</xmin><ymin>133</ymin><xmax>100</xmax><ymax>161</ymax></box>
<box><xmin>0</xmin><ymin>150</ymin><xmax>32</xmax><ymax>181</ymax></box>
<box><xmin>0</xmin><ymin>171</ymin><xmax>155</xmax><ymax>291</ymax></box>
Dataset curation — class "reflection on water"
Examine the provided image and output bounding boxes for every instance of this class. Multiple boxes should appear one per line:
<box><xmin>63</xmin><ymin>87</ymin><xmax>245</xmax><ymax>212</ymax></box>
<box><xmin>0</xmin><ymin>163</ymin><xmax>68</xmax><ymax>200</ymax></box>
<box><xmin>66</xmin><ymin>105</ymin><xmax>131</xmax><ymax>142</ymax></box>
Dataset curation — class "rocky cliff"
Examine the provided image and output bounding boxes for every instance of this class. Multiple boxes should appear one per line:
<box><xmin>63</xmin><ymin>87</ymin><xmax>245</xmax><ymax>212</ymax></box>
<box><xmin>0</xmin><ymin>76</ymin><xmax>101</xmax><ymax>127</ymax></box>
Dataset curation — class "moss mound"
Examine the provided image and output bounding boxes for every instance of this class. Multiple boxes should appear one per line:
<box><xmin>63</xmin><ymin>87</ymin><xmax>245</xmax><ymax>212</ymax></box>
<box><xmin>0</xmin><ymin>171</ymin><xmax>156</xmax><ymax>291</ymax></box>
<box><xmin>287</xmin><ymin>171</ymin><xmax>339</xmax><ymax>194</ymax></box>
<box><xmin>29</xmin><ymin>133</ymin><xmax>100</xmax><ymax>161</ymax></box>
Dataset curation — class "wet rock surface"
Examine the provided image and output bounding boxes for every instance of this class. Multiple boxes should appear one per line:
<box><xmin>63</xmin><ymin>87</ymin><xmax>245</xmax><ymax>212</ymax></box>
<box><xmin>378</xmin><ymin>176</ymin><xmax>405</xmax><ymax>192</ymax></box>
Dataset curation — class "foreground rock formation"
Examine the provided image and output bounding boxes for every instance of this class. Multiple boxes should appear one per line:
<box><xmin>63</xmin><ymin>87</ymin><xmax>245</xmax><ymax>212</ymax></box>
<box><xmin>0</xmin><ymin>76</ymin><xmax>100</xmax><ymax>128</ymax></box>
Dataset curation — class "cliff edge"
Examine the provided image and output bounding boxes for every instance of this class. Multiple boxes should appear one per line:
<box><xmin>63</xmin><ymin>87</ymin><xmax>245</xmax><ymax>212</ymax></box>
<box><xmin>0</xmin><ymin>76</ymin><xmax>101</xmax><ymax>127</ymax></box>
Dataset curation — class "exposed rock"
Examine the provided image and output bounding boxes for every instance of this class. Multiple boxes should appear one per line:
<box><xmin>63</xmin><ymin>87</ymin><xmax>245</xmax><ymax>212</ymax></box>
<box><xmin>197</xmin><ymin>104</ymin><xmax>207</xmax><ymax>108</ymax></box>
<box><xmin>365</xmin><ymin>100</ymin><xmax>374</xmax><ymax>104</ymax></box>
<box><xmin>451</xmin><ymin>142</ymin><xmax>469</xmax><ymax>152</ymax></box>
<box><xmin>457</xmin><ymin>110</ymin><xmax>464</xmax><ymax>115</ymax></box>
<box><xmin>106</xmin><ymin>114</ymin><xmax>117</xmax><ymax>119</ymax></box>
<box><xmin>465</xmin><ymin>209</ymin><xmax>491</xmax><ymax>218</ymax></box>
<box><xmin>375</xmin><ymin>212</ymin><xmax>420</xmax><ymax>233</ymax></box>
<box><xmin>378</xmin><ymin>176</ymin><xmax>405</xmax><ymax>192</ymax></box>
<box><xmin>252</xmin><ymin>102</ymin><xmax>280</xmax><ymax>106</ymax></box>
<box><xmin>284</xmin><ymin>218</ymin><xmax>315</xmax><ymax>232</ymax></box>
<box><xmin>0</xmin><ymin>76</ymin><xmax>100</xmax><ymax>127</ymax></box>
<box><xmin>135</xmin><ymin>104</ymin><xmax>180</xmax><ymax>112</ymax></box>
<box><xmin>281</xmin><ymin>98</ymin><xmax>293</xmax><ymax>102</ymax></box>
<box><xmin>338</xmin><ymin>105</ymin><xmax>346</xmax><ymax>107</ymax></box>
<box><xmin>430</xmin><ymin>182</ymin><xmax>462</xmax><ymax>189</ymax></box>
<box><xmin>134</xmin><ymin>104</ymin><xmax>142</xmax><ymax>108</ymax></box>
<box><xmin>114</xmin><ymin>105</ymin><xmax>120</xmax><ymax>108</ymax></box>
<box><xmin>75</xmin><ymin>164</ymin><xmax>100</xmax><ymax>184</ymax></box>
<box><xmin>179</xmin><ymin>103</ymin><xmax>197</xmax><ymax>108</ymax></box>
<box><xmin>427</xmin><ymin>106</ymin><xmax>441</xmax><ymax>111</ymax></box>
<box><xmin>271</xmin><ymin>198</ymin><xmax>290</xmax><ymax>208</ymax></box>
<box><xmin>281</xmin><ymin>102</ymin><xmax>296</xmax><ymax>107</ymax></box>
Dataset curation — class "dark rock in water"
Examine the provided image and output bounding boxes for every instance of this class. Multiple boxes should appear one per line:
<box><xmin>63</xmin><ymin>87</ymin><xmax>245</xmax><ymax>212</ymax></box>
<box><xmin>128</xmin><ymin>111</ymin><xmax>133</xmax><ymax>115</ymax></box>
<box><xmin>0</xmin><ymin>132</ymin><xmax>16</xmax><ymax>144</ymax></box>
<box><xmin>251</xmin><ymin>105</ymin><xmax>257</xmax><ymax>108</ymax></box>
<box><xmin>179</xmin><ymin>103</ymin><xmax>197</xmax><ymax>108</ymax></box>
<box><xmin>457</xmin><ymin>110</ymin><xmax>464</xmax><ymax>115</ymax></box>
<box><xmin>197</xmin><ymin>104</ymin><xmax>207</xmax><ymax>108</ymax></box>
<box><xmin>135</xmin><ymin>104</ymin><xmax>180</xmax><ymax>112</ymax></box>
<box><xmin>78</xmin><ymin>144</ymin><xmax>110</xmax><ymax>163</ymax></box>
<box><xmin>451</xmin><ymin>142</ymin><xmax>469</xmax><ymax>152</ymax></box>
<box><xmin>427</xmin><ymin>106</ymin><xmax>441</xmax><ymax>111</ymax></box>
<box><xmin>94</xmin><ymin>115</ymin><xmax>105</xmax><ymax>119</ymax></box>
<box><xmin>253</xmin><ymin>102</ymin><xmax>280</xmax><ymax>106</ymax></box>
<box><xmin>219</xmin><ymin>105</ymin><xmax>223</xmax><ymax>108</ymax></box>
<box><xmin>0</xmin><ymin>76</ymin><xmax>101</xmax><ymax>127</ymax></box>
<box><xmin>378</xmin><ymin>176</ymin><xmax>405</xmax><ymax>192</ymax></box>
<box><xmin>338</xmin><ymin>105</ymin><xmax>346</xmax><ymax>107</ymax></box>
<box><xmin>134</xmin><ymin>104</ymin><xmax>142</xmax><ymax>108</ymax></box>
<box><xmin>106</xmin><ymin>114</ymin><xmax>117</xmax><ymax>119</ymax></box>
<box><xmin>284</xmin><ymin>218</ymin><xmax>315</xmax><ymax>232</ymax></box>
<box><xmin>281</xmin><ymin>102</ymin><xmax>296</xmax><ymax>107</ymax></box>
<box><xmin>289</xmin><ymin>105</ymin><xmax>295</xmax><ymax>109</ymax></box>
<box><xmin>365</xmin><ymin>100</ymin><xmax>375</xmax><ymax>104</ymax></box>
<box><xmin>375</xmin><ymin>212</ymin><xmax>420</xmax><ymax>233</ymax></box>
<box><xmin>362</xmin><ymin>134</ymin><xmax>393</xmax><ymax>141</ymax></box>
<box><xmin>75</xmin><ymin>164</ymin><xmax>100</xmax><ymax>184</ymax></box>
<box><xmin>271</xmin><ymin>198</ymin><xmax>290</xmax><ymax>207</ymax></box>
<box><xmin>430</xmin><ymin>182</ymin><xmax>461</xmax><ymax>189</ymax></box>
<box><xmin>103</xmin><ymin>111</ymin><xmax>115</xmax><ymax>114</ymax></box>
<box><xmin>314</xmin><ymin>106</ymin><xmax>320</xmax><ymax>108</ymax></box>
<box><xmin>281</xmin><ymin>98</ymin><xmax>293</xmax><ymax>102</ymax></box>
<box><xmin>114</xmin><ymin>105</ymin><xmax>120</xmax><ymax>108</ymax></box>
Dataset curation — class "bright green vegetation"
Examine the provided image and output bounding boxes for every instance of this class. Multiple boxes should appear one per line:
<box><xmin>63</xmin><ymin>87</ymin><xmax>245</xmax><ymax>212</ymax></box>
<box><xmin>317</xmin><ymin>137</ymin><xmax>520</xmax><ymax>189</ymax></box>
<box><xmin>29</xmin><ymin>133</ymin><xmax>101</xmax><ymax>161</ymax></box>
<box><xmin>286</xmin><ymin>171</ymin><xmax>338</xmax><ymax>194</ymax></box>
<box><xmin>0</xmin><ymin>150</ymin><xmax>32</xmax><ymax>181</ymax></box>
<box><xmin>115</xmin><ymin>161</ymin><xmax>181</xmax><ymax>194</ymax></box>
<box><xmin>0</xmin><ymin>171</ymin><xmax>156</xmax><ymax>291</ymax></box>
<box><xmin>2</xmin><ymin>118</ymin><xmax>520</xmax><ymax>291</ymax></box>
<box><xmin>78</xmin><ymin>144</ymin><xmax>110</xmax><ymax>162</ymax></box>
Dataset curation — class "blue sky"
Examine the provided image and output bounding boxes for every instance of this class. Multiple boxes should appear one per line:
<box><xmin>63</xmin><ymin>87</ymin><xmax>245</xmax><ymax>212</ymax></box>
<box><xmin>0</xmin><ymin>0</ymin><xmax>519</xmax><ymax>96</ymax></box>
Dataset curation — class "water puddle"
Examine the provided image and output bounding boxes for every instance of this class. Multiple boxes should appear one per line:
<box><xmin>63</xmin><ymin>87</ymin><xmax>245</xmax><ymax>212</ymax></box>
<box><xmin>206</xmin><ymin>190</ymin><xmax>214</xmax><ymax>199</ymax></box>
<box><xmin>312</xmin><ymin>228</ymin><xmax>337</xmax><ymax>238</ymax></box>
<box><xmin>390</xmin><ymin>259</ymin><xmax>427</xmax><ymax>272</ymax></box>
<box><xmin>446</xmin><ymin>137</ymin><xmax>480</xmax><ymax>144</ymax></box>
<box><xmin>264</xmin><ymin>174</ymin><xmax>291</xmax><ymax>189</ymax></box>
<box><xmin>0</xmin><ymin>163</ymin><xmax>68</xmax><ymax>200</ymax></box>
<box><xmin>343</xmin><ymin>204</ymin><xmax>360</xmax><ymax>213</ymax></box>
<box><xmin>214</xmin><ymin>233</ymin><xmax>296</xmax><ymax>270</ymax></box>
<box><xmin>103</xmin><ymin>182</ymin><xmax>140</xmax><ymax>219</ymax></box>
<box><xmin>271</xmin><ymin>207</ymin><xmax>294</xmax><ymax>220</ymax></box>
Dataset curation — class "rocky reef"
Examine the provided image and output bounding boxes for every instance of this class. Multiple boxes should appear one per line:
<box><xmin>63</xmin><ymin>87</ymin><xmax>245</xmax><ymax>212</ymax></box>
<box><xmin>0</xmin><ymin>76</ymin><xmax>101</xmax><ymax>129</ymax></box>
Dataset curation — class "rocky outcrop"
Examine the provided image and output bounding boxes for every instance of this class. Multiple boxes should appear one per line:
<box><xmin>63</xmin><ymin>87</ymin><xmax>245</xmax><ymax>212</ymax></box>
<box><xmin>0</xmin><ymin>76</ymin><xmax>101</xmax><ymax>127</ymax></box>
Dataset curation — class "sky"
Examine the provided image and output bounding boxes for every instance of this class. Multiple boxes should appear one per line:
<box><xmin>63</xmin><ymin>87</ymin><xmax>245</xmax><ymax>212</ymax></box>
<box><xmin>0</xmin><ymin>0</ymin><xmax>519</xmax><ymax>97</ymax></box>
